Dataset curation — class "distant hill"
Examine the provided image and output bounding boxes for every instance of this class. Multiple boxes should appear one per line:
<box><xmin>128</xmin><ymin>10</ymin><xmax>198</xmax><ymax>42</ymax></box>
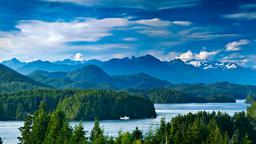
<box><xmin>3</xmin><ymin>55</ymin><xmax>256</xmax><ymax>84</ymax></box>
<box><xmin>29</xmin><ymin>65</ymin><xmax>172</xmax><ymax>89</ymax></box>
<box><xmin>0</xmin><ymin>64</ymin><xmax>49</xmax><ymax>93</ymax></box>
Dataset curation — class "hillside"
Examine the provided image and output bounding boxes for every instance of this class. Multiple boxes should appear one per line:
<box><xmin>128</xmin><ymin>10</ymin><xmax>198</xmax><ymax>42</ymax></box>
<box><xmin>0</xmin><ymin>64</ymin><xmax>49</xmax><ymax>93</ymax></box>
<box><xmin>29</xmin><ymin>65</ymin><xmax>172</xmax><ymax>89</ymax></box>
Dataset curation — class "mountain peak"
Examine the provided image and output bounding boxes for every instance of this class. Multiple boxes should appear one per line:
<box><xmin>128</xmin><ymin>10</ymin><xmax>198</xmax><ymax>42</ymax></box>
<box><xmin>68</xmin><ymin>65</ymin><xmax>111</xmax><ymax>83</ymax></box>
<box><xmin>169</xmin><ymin>58</ymin><xmax>186</xmax><ymax>65</ymax></box>
<box><xmin>132</xmin><ymin>54</ymin><xmax>162</xmax><ymax>65</ymax></box>
<box><xmin>2</xmin><ymin>58</ymin><xmax>26</xmax><ymax>70</ymax></box>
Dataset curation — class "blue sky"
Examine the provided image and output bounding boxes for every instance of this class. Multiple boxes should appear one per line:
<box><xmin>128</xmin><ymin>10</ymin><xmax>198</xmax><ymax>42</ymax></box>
<box><xmin>0</xmin><ymin>0</ymin><xmax>255</xmax><ymax>67</ymax></box>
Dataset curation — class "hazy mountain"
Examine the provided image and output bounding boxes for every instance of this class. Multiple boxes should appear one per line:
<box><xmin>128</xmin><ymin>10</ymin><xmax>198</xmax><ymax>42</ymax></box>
<box><xmin>17</xmin><ymin>60</ymin><xmax>83</xmax><ymax>74</ymax></box>
<box><xmin>53</xmin><ymin>59</ymin><xmax>103</xmax><ymax>66</ymax></box>
<box><xmin>1</xmin><ymin>58</ymin><xmax>26</xmax><ymax>70</ymax></box>
<box><xmin>29</xmin><ymin>65</ymin><xmax>172</xmax><ymax>89</ymax></box>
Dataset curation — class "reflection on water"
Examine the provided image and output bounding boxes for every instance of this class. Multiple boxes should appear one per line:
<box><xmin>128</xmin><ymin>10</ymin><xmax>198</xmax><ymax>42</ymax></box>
<box><xmin>0</xmin><ymin>100</ymin><xmax>249</xmax><ymax>144</ymax></box>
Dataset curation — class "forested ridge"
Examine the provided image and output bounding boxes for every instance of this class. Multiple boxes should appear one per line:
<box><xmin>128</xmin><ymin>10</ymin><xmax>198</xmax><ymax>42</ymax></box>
<box><xmin>128</xmin><ymin>88</ymin><xmax>236</xmax><ymax>103</ymax></box>
<box><xmin>3</xmin><ymin>101</ymin><xmax>256</xmax><ymax>144</ymax></box>
<box><xmin>0</xmin><ymin>64</ymin><xmax>50</xmax><ymax>93</ymax></box>
<box><xmin>0</xmin><ymin>89</ymin><xmax>156</xmax><ymax>120</ymax></box>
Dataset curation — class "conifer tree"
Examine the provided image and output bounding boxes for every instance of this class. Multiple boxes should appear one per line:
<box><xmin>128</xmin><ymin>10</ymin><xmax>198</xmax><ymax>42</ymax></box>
<box><xmin>206</xmin><ymin>119</ymin><xmax>223</xmax><ymax>144</ymax></box>
<box><xmin>72</xmin><ymin>122</ymin><xmax>87</xmax><ymax>144</ymax></box>
<box><xmin>132</xmin><ymin>127</ymin><xmax>143</xmax><ymax>141</ymax></box>
<box><xmin>30</xmin><ymin>102</ymin><xmax>49</xmax><ymax>144</ymax></box>
<box><xmin>44</xmin><ymin>110</ymin><xmax>71</xmax><ymax>144</ymax></box>
<box><xmin>18</xmin><ymin>115</ymin><xmax>33</xmax><ymax>144</ymax></box>
<box><xmin>90</xmin><ymin>119</ymin><xmax>106</xmax><ymax>144</ymax></box>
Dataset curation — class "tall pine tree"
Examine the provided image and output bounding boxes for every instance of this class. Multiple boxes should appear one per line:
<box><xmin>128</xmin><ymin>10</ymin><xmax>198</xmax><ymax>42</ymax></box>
<box><xmin>72</xmin><ymin>122</ymin><xmax>87</xmax><ymax>144</ymax></box>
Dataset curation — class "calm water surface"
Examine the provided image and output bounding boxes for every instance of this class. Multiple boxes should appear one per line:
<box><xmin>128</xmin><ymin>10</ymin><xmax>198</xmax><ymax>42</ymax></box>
<box><xmin>0</xmin><ymin>100</ymin><xmax>249</xmax><ymax>144</ymax></box>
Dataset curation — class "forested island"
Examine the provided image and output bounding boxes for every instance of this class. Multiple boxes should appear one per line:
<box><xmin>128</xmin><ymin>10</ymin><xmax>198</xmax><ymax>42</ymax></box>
<box><xmin>0</xmin><ymin>89</ymin><xmax>156</xmax><ymax>120</ymax></box>
<box><xmin>1</xmin><ymin>101</ymin><xmax>256</xmax><ymax>144</ymax></box>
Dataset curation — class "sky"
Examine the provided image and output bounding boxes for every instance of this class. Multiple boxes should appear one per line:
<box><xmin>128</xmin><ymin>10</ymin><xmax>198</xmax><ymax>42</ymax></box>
<box><xmin>0</xmin><ymin>0</ymin><xmax>255</xmax><ymax>67</ymax></box>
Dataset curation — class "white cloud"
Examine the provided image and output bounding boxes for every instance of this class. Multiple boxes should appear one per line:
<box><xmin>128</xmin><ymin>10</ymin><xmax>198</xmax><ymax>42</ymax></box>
<box><xmin>225</xmin><ymin>39</ymin><xmax>250</xmax><ymax>51</ymax></box>
<box><xmin>176</xmin><ymin>50</ymin><xmax>219</xmax><ymax>62</ymax></box>
<box><xmin>122</xmin><ymin>37</ymin><xmax>137</xmax><ymax>42</ymax></box>
<box><xmin>0</xmin><ymin>16</ymin><xmax>234</xmax><ymax>62</ymax></box>
<box><xmin>226</xmin><ymin>63</ymin><xmax>238</xmax><ymax>69</ymax></box>
<box><xmin>172</xmin><ymin>21</ymin><xmax>192</xmax><ymax>26</ymax></box>
<box><xmin>176</xmin><ymin>50</ymin><xmax>193</xmax><ymax>61</ymax></box>
<box><xmin>136</xmin><ymin>18</ymin><xmax>171</xmax><ymax>27</ymax></box>
<box><xmin>136</xmin><ymin>18</ymin><xmax>192</xmax><ymax>27</ymax></box>
<box><xmin>222</xmin><ymin>12</ymin><xmax>256</xmax><ymax>20</ymax></box>
<box><xmin>0</xmin><ymin>18</ymin><xmax>131</xmax><ymax>61</ymax></box>
<box><xmin>138</xmin><ymin>29</ymin><xmax>170</xmax><ymax>36</ymax></box>
<box><xmin>195</xmin><ymin>50</ymin><xmax>219</xmax><ymax>60</ymax></box>
<box><xmin>74</xmin><ymin>53</ymin><xmax>83</xmax><ymax>61</ymax></box>
<box><xmin>189</xmin><ymin>61</ymin><xmax>201</xmax><ymax>67</ymax></box>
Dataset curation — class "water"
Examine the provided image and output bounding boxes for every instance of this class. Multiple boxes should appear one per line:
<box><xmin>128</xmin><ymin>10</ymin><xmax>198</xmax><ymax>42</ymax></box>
<box><xmin>0</xmin><ymin>100</ymin><xmax>249</xmax><ymax>144</ymax></box>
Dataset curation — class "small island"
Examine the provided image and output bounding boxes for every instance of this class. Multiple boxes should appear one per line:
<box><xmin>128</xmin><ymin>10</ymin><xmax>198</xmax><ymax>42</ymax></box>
<box><xmin>0</xmin><ymin>89</ymin><xmax>156</xmax><ymax>121</ymax></box>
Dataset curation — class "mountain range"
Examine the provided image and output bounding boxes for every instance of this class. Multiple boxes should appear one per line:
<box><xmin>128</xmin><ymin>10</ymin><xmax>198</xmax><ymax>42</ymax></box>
<box><xmin>29</xmin><ymin>65</ymin><xmax>171</xmax><ymax>89</ymax></box>
<box><xmin>1</xmin><ymin>62</ymin><xmax>256</xmax><ymax>100</ymax></box>
<box><xmin>2</xmin><ymin>54</ymin><xmax>256</xmax><ymax>85</ymax></box>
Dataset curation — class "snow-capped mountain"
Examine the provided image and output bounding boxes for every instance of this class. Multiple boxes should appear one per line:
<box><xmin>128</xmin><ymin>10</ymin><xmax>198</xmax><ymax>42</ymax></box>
<box><xmin>188</xmin><ymin>60</ymin><xmax>240</xmax><ymax>70</ymax></box>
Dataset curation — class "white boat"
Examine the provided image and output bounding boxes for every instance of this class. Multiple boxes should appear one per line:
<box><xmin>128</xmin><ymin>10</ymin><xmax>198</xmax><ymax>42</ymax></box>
<box><xmin>120</xmin><ymin>116</ymin><xmax>130</xmax><ymax>120</ymax></box>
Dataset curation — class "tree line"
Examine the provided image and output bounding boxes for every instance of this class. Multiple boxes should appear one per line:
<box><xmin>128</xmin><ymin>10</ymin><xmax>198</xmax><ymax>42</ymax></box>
<box><xmin>128</xmin><ymin>88</ymin><xmax>236</xmax><ymax>103</ymax></box>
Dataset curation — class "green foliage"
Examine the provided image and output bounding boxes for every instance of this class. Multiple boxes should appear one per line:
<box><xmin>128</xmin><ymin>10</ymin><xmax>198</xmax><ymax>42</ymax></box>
<box><xmin>0</xmin><ymin>89</ymin><xmax>156</xmax><ymax>120</ymax></box>
<box><xmin>90</xmin><ymin>120</ymin><xmax>106</xmax><ymax>144</ymax></box>
<box><xmin>129</xmin><ymin>88</ymin><xmax>236</xmax><ymax>103</ymax></box>
<box><xmin>245</xmin><ymin>95</ymin><xmax>255</xmax><ymax>104</ymax></box>
<box><xmin>0</xmin><ymin>137</ymin><xmax>3</xmax><ymax>144</ymax></box>
<box><xmin>31</xmin><ymin>104</ymin><xmax>49</xmax><ymax>144</ymax></box>
<box><xmin>132</xmin><ymin>127</ymin><xmax>143</xmax><ymax>141</ymax></box>
<box><xmin>247</xmin><ymin>102</ymin><xmax>256</xmax><ymax>119</ymax></box>
<box><xmin>115</xmin><ymin>132</ymin><xmax>133</xmax><ymax>144</ymax></box>
<box><xmin>242</xmin><ymin>134</ymin><xmax>252</xmax><ymax>144</ymax></box>
<box><xmin>58</xmin><ymin>90</ymin><xmax>156</xmax><ymax>120</ymax></box>
<box><xmin>43</xmin><ymin>110</ymin><xmax>71</xmax><ymax>144</ymax></box>
<box><xmin>72</xmin><ymin>122</ymin><xmax>87</xmax><ymax>144</ymax></box>
<box><xmin>18</xmin><ymin>115</ymin><xmax>33</xmax><ymax>144</ymax></box>
<box><xmin>19</xmin><ymin>103</ymin><xmax>76</xmax><ymax>144</ymax></box>
<box><xmin>0</xmin><ymin>64</ymin><xmax>49</xmax><ymax>94</ymax></box>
